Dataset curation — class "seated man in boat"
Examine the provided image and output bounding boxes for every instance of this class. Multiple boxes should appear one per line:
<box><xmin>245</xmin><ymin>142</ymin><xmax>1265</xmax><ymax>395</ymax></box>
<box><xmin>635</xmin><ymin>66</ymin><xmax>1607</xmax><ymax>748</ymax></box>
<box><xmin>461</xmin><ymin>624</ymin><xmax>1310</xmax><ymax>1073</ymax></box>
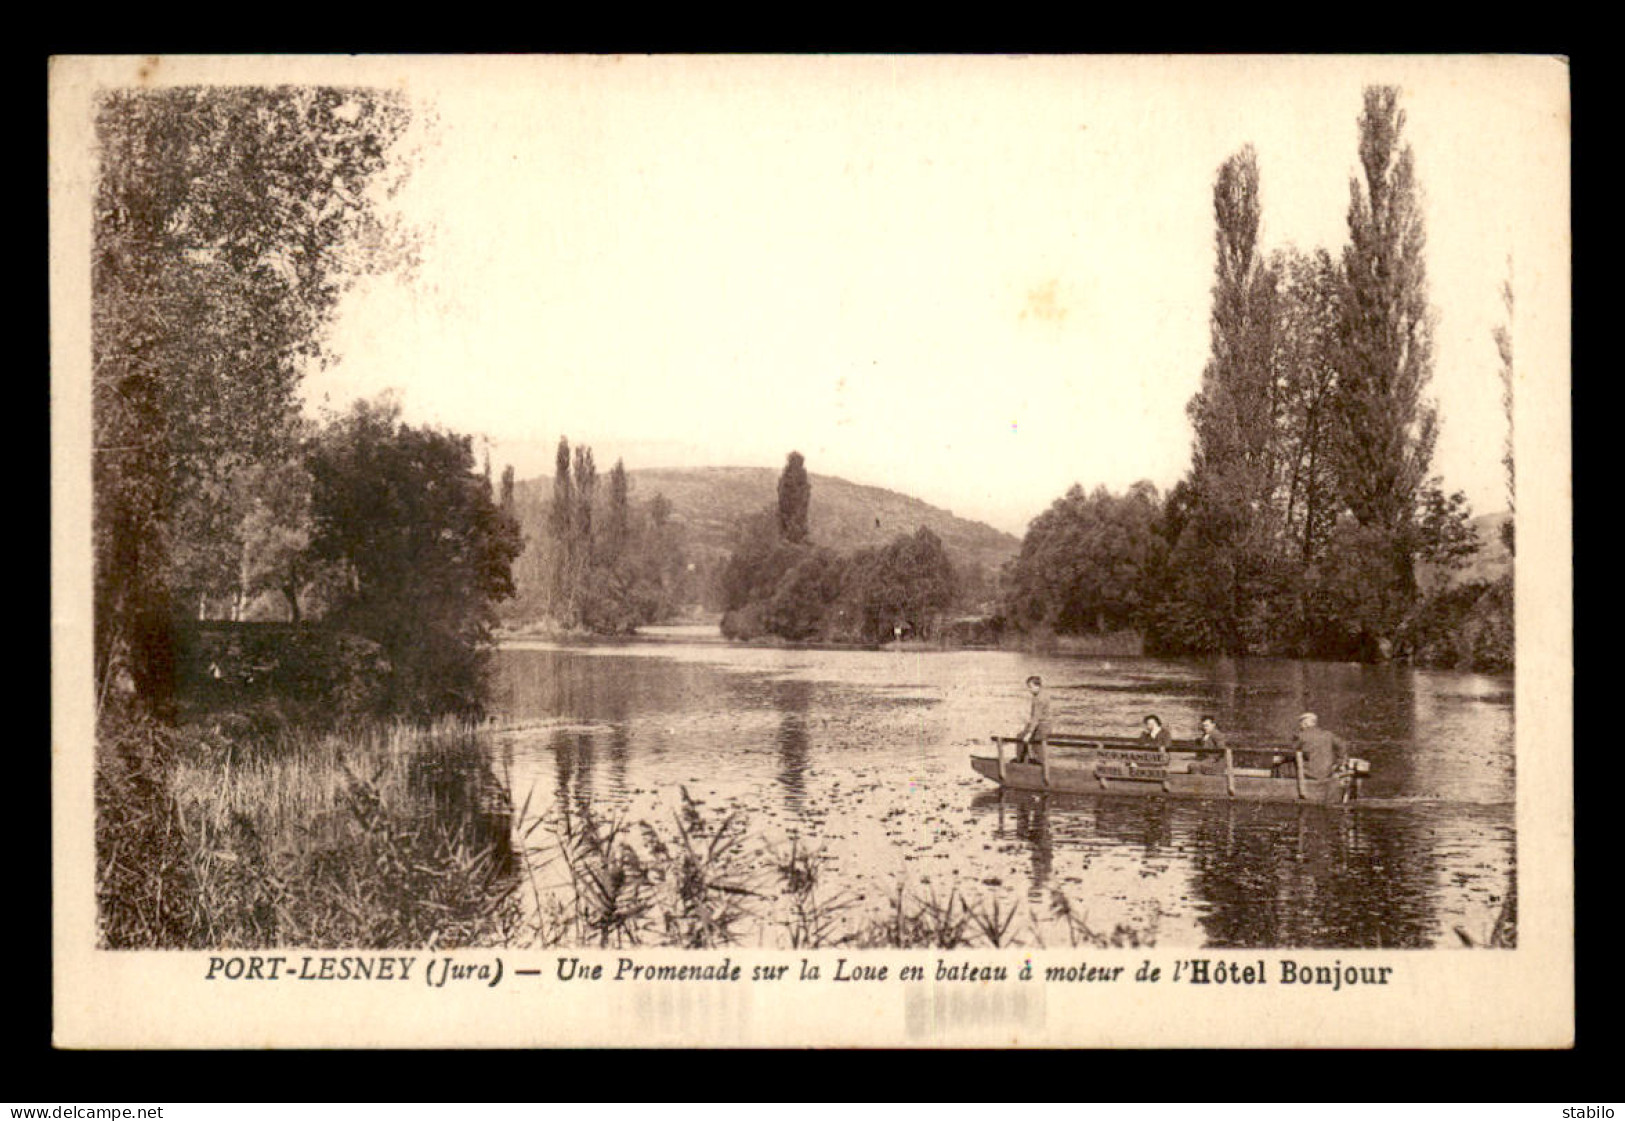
<box><xmin>1278</xmin><ymin>712</ymin><xmax>1348</xmax><ymax>780</ymax></box>
<box><xmin>1187</xmin><ymin>715</ymin><xmax>1228</xmax><ymax>774</ymax></box>
<box><xmin>1138</xmin><ymin>714</ymin><xmax>1172</xmax><ymax>751</ymax></box>
<box><xmin>1016</xmin><ymin>675</ymin><xmax>1051</xmax><ymax>764</ymax></box>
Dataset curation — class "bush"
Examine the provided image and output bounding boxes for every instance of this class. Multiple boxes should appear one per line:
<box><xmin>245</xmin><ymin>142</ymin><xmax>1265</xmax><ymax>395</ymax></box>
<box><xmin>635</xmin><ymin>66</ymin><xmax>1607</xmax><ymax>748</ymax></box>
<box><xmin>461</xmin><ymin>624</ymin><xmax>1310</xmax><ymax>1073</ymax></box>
<box><xmin>720</xmin><ymin>602</ymin><xmax>767</xmax><ymax>641</ymax></box>
<box><xmin>1403</xmin><ymin>574</ymin><xmax>1513</xmax><ymax>673</ymax></box>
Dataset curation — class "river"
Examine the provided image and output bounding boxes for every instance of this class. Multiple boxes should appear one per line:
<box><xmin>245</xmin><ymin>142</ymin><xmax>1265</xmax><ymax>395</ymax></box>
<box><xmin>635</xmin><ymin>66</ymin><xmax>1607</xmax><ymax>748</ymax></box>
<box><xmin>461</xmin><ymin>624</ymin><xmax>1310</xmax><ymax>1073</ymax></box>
<box><xmin>489</xmin><ymin>626</ymin><xmax>1515</xmax><ymax>949</ymax></box>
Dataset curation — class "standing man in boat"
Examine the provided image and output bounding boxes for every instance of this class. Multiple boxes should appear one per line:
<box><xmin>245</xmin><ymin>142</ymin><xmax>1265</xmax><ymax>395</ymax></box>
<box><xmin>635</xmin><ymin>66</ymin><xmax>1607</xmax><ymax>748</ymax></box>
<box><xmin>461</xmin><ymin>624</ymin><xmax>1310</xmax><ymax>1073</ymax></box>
<box><xmin>1291</xmin><ymin>712</ymin><xmax>1348</xmax><ymax>780</ymax></box>
<box><xmin>1016</xmin><ymin>675</ymin><xmax>1052</xmax><ymax>764</ymax></box>
<box><xmin>1139</xmin><ymin>714</ymin><xmax>1172</xmax><ymax>750</ymax></box>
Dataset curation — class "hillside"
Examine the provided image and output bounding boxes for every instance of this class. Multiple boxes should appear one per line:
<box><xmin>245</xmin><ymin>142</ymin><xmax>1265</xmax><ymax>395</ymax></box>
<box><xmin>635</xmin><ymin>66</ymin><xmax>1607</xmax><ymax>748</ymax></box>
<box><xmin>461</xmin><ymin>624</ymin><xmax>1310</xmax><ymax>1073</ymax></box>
<box><xmin>512</xmin><ymin>466</ymin><xmax>1021</xmax><ymax>578</ymax></box>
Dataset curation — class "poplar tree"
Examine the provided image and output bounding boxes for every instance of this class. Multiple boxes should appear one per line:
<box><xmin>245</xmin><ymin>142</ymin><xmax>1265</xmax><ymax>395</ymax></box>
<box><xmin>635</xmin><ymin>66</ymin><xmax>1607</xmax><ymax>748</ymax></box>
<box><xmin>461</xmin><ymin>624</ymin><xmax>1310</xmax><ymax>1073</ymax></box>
<box><xmin>777</xmin><ymin>451</ymin><xmax>811</xmax><ymax>544</ymax></box>
<box><xmin>606</xmin><ymin>458</ymin><xmax>630</xmax><ymax>564</ymax></box>
<box><xmin>1334</xmin><ymin>86</ymin><xmax>1437</xmax><ymax>614</ymax></box>
<box><xmin>1494</xmin><ymin>263</ymin><xmax>1515</xmax><ymax>554</ymax></box>
<box><xmin>550</xmin><ymin>437</ymin><xmax>574</xmax><ymax>620</ymax></box>
<box><xmin>1170</xmin><ymin>145</ymin><xmax>1285</xmax><ymax>652</ymax></box>
<box><xmin>572</xmin><ymin>445</ymin><xmax>598</xmax><ymax>623</ymax></box>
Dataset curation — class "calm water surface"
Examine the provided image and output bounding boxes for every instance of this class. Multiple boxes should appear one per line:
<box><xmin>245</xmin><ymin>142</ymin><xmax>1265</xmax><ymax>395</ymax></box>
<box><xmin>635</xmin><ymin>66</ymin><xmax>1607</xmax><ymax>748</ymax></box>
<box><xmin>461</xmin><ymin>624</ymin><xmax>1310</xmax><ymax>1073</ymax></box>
<box><xmin>490</xmin><ymin>627</ymin><xmax>1514</xmax><ymax>948</ymax></box>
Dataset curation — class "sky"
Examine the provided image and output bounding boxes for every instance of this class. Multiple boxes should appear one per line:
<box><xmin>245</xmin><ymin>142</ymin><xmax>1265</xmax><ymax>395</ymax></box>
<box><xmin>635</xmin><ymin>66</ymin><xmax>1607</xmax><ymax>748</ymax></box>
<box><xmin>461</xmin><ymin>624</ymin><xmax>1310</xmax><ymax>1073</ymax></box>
<box><xmin>299</xmin><ymin>55</ymin><xmax>1569</xmax><ymax>536</ymax></box>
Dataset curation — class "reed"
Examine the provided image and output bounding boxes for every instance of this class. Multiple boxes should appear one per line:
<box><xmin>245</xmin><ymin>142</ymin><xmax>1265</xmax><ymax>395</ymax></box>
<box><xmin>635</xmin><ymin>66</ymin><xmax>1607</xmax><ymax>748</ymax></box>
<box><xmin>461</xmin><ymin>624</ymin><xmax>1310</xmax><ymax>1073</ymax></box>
<box><xmin>96</xmin><ymin>709</ymin><xmax>522</xmax><ymax>949</ymax></box>
<box><xmin>769</xmin><ymin>835</ymin><xmax>855</xmax><ymax>949</ymax></box>
<box><xmin>1048</xmin><ymin>889</ymin><xmax>1160</xmax><ymax>948</ymax></box>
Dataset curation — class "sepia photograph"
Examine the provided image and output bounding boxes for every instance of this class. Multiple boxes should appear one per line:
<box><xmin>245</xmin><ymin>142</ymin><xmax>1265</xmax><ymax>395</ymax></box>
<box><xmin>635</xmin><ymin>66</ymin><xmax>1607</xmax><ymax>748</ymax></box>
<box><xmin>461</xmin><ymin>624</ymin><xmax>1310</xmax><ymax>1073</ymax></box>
<box><xmin>50</xmin><ymin>54</ymin><xmax>1571</xmax><ymax>1047</ymax></box>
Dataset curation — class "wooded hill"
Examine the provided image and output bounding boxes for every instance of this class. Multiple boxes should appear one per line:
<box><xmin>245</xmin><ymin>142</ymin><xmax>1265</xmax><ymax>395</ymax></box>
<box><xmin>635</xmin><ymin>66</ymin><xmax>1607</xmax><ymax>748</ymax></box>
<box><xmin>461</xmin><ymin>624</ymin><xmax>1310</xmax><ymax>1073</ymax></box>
<box><xmin>511</xmin><ymin>465</ymin><xmax>1020</xmax><ymax>584</ymax></box>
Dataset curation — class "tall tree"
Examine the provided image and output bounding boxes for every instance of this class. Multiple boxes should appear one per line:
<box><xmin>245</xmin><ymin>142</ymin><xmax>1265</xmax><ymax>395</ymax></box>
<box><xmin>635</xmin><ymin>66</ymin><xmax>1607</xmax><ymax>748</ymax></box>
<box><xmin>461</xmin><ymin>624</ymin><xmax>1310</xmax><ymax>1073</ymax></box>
<box><xmin>93</xmin><ymin>86</ymin><xmax>413</xmax><ymax>714</ymax></box>
<box><xmin>1170</xmin><ymin>146</ymin><xmax>1285</xmax><ymax>652</ymax></box>
<box><xmin>1334</xmin><ymin>86</ymin><xmax>1438</xmax><ymax>635</ymax></box>
<box><xmin>777</xmin><ymin>451</ymin><xmax>811</xmax><ymax>544</ymax></box>
<box><xmin>606</xmin><ymin>458</ymin><xmax>630</xmax><ymax>564</ymax></box>
<box><xmin>1274</xmin><ymin>247</ymin><xmax>1344</xmax><ymax>566</ymax></box>
<box><xmin>1189</xmin><ymin>146</ymin><xmax>1280</xmax><ymax>502</ymax></box>
<box><xmin>1494</xmin><ymin>261</ymin><xmax>1515</xmax><ymax>554</ymax></box>
<box><xmin>550</xmin><ymin>437</ymin><xmax>575</xmax><ymax>621</ymax></box>
<box><xmin>858</xmin><ymin>527</ymin><xmax>957</xmax><ymax>642</ymax></box>
<box><xmin>570</xmin><ymin>445</ymin><xmax>598</xmax><ymax>625</ymax></box>
<box><xmin>500</xmin><ymin>464</ymin><xmax>517</xmax><ymax>517</ymax></box>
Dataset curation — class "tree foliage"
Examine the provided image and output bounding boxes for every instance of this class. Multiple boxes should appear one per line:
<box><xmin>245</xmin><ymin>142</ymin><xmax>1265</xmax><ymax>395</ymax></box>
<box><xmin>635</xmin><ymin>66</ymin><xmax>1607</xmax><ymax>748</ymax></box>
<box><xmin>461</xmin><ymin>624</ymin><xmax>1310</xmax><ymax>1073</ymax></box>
<box><xmin>1333</xmin><ymin>86</ymin><xmax>1439</xmax><ymax>621</ymax></box>
<box><xmin>1008</xmin><ymin>483</ymin><xmax>1164</xmax><ymax>634</ymax></box>
<box><xmin>307</xmin><ymin>399</ymin><xmax>522</xmax><ymax>718</ymax></box>
<box><xmin>504</xmin><ymin>441</ymin><xmax>694</xmax><ymax>634</ymax></box>
<box><xmin>92</xmin><ymin>85</ymin><xmax>414</xmax><ymax>713</ymax></box>
<box><xmin>1018</xmin><ymin>87</ymin><xmax>1492</xmax><ymax>667</ymax></box>
<box><xmin>777</xmin><ymin>451</ymin><xmax>811</xmax><ymax>544</ymax></box>
<box><xmin>719</xmin><ymin>457</ymin><xmax>959</xmax><ymax>643</ymax></box>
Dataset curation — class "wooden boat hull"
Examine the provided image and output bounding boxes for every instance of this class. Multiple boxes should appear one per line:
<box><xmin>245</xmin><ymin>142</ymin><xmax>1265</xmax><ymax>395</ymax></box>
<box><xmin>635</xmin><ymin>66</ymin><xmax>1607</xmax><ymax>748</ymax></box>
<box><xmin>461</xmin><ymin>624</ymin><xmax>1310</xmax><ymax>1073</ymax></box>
<box><xmin>970</xmin><ymin>754</ymin><xmax>1357</xmax><ymax>804</ymax></box>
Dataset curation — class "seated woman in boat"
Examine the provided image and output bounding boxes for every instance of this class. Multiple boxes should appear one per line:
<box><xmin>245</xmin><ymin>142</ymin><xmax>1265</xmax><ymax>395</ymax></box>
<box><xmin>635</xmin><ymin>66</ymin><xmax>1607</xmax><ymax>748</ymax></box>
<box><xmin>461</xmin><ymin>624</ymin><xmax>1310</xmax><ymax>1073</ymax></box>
<box><xmin>1015</xmin><ymin>675</ymin><xmax>1051</xmax><ymax>764</ymax></box>
<box><xmin>1187</xmin><ymin>715</ymin><xmax>1228</xmax><ymax>774</ymax></box>
<box><xmin>1138</xmin><ymin>714</ymin><xmax>1171</xmax><ymax>750</ymax></box>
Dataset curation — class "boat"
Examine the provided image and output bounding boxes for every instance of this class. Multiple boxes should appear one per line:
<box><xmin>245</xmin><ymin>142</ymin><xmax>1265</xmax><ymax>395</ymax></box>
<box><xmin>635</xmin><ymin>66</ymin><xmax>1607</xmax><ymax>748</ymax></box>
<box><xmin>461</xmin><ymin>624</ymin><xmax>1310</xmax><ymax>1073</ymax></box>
<box><xmin>971</xmin><ymin>734</ymin><xmax>1369</xmax><ymax>804</ymax></box>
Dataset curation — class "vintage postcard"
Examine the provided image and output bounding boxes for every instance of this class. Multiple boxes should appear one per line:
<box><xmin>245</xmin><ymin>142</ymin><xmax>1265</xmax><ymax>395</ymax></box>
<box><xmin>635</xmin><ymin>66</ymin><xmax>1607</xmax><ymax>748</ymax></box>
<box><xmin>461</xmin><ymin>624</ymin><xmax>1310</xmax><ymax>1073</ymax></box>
<box><xmin>50</xmin><ymin>54</ymin><xmax>1571</xmax><ymax>1048</ymax></box>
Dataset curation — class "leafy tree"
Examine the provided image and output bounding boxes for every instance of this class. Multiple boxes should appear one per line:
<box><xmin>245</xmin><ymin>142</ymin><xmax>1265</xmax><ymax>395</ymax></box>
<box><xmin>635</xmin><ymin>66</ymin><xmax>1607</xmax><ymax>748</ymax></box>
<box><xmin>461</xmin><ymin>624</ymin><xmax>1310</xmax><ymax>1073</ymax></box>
<box><xmin>1188</xmin><ymin>146</ymin><xmax>1281</xmax><ymax>509</ymax></box>
<box><xmin>857</xmin><ymin>527</ymin><xmax>957</xmax><ymax>642</ymax></box>
<box><xmin>577</xmin><ymin>457</ymin><xmax>648</xmax><ymax>635</ymax></box>
<box><xmin>1166</xmin><ymin>146</ymin><xmax>1287</xmax><ymax>651</ymax></box>
<box><xmin>764</xmin><ymin>548</ymin><xmax>845</xmax><ymax>640</ymax></box>
<box><xmin>307</xmin><ymin>399</ymin><xmax>523</xmax><ymax>718</ymax></box>
<box><xmin>777</xmin><ymin>451</ymin><xmax>811</xmax><ymax>544</ymax></box>
<box><xmin>649</xmin><ymin>492</ymin><xmax>674</xmax><ymax>529</ymax></box>
<box><xmin>1008</xmin><ymin>483</ymin><xmax>1165</xmax><ymax>635</ymax></box>
<box><xmin>232</xmin><ymin>450</ymin><xmax>320</xmax><ymax>623</ymax></box>
<box><xmin>572</xmin><ymin>444</ymin><xmax>598</xmax><ymax>618</ymax></box>
<box><xmin>719</xmin><ymin>508</ymin><xmax>799</xmax><ymax>613</ymax></box>
<box><xmin>549</xmin><ymin>437</ymin><xmax>575</xmax><ymax>622</ymax></box>
<box><xmin>1332</xmin><ymin>86</ymin><xmax>1439</xmax><ymax>639</ymax></box>
<box><xmin>1415</xmin><ymin>482</ymin><xmax>1481</xmax><ymax>577</ymax></box>
<box><xmin>93</xmin><ymin>85</ymin><xmax>413</xmax><ymax>715</ymax></box>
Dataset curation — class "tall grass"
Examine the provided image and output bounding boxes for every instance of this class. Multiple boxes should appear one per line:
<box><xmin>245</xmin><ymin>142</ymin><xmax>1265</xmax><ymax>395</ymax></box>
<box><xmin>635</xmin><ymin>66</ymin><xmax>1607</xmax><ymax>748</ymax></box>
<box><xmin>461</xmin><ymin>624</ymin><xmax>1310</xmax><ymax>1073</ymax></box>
<box><xmin>96</xmin><ymin>710</ymin><xmax>521</xmax><ymax>949</ymax></box>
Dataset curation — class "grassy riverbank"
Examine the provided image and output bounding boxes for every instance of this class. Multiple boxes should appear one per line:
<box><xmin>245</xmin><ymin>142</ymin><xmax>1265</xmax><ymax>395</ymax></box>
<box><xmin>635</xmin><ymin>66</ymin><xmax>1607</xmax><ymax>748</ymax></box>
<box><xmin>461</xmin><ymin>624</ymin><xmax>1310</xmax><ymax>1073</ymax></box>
<box><xmin>96</xmin><ymin>710</ymin><xmax>522</xmax><ymax>949</ymax></box>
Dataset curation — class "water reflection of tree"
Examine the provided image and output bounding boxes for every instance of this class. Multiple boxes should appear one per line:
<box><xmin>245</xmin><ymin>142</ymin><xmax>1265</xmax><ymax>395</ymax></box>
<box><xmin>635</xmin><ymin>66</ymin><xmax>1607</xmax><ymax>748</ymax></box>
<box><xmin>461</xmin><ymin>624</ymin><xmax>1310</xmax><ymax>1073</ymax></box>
<box><xmin>774</xmin><ymin>678</ymin><xmax>813</xmax><ymax>813</ymax></box>
<box><xmin>983</xmin><ymin>791</ymin><xmax>1445</xmax><ymax>947</ymax></box>
<box><xmin>551</xmin><ymin>729</ymin><xmax>597</xmax><ymax>815</ymax></box>
<box><xmin>1179</xmin><ymin>803</ymin><xmax>1437</xmax><ymax>947</ymax></box>
<box><xmin>408</xmin><ymin>736</ymin><xmax>519</xmax><ymax>881</ymax></box>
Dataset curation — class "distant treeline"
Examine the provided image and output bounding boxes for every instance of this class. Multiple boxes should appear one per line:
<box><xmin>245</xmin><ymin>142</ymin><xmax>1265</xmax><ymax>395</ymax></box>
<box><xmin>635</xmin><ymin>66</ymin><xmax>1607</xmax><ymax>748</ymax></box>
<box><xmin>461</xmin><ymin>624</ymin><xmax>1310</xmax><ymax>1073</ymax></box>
<box><xmin>715</xmin><ymin>452</ymin><xmax>965</xmax><ymax>644</ymax></box>
<box><xmin>1000</xmin><ymin>87</ymin><xmax>1513</xmax><ymax>673</ymax></box>
<box><xmin>500</xmin><ymin>437</ymin><xmax>697</xmax><ymax>634</ymax></box>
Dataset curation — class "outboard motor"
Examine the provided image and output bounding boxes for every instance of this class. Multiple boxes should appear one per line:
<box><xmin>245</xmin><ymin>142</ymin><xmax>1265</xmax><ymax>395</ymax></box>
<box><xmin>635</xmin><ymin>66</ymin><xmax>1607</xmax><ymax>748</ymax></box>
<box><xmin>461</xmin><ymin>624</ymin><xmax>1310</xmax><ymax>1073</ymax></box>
<box><xmin>1339</xmin><ymin>757</ymin><xmax>1371</xmax><ymax>803</ymax></box>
